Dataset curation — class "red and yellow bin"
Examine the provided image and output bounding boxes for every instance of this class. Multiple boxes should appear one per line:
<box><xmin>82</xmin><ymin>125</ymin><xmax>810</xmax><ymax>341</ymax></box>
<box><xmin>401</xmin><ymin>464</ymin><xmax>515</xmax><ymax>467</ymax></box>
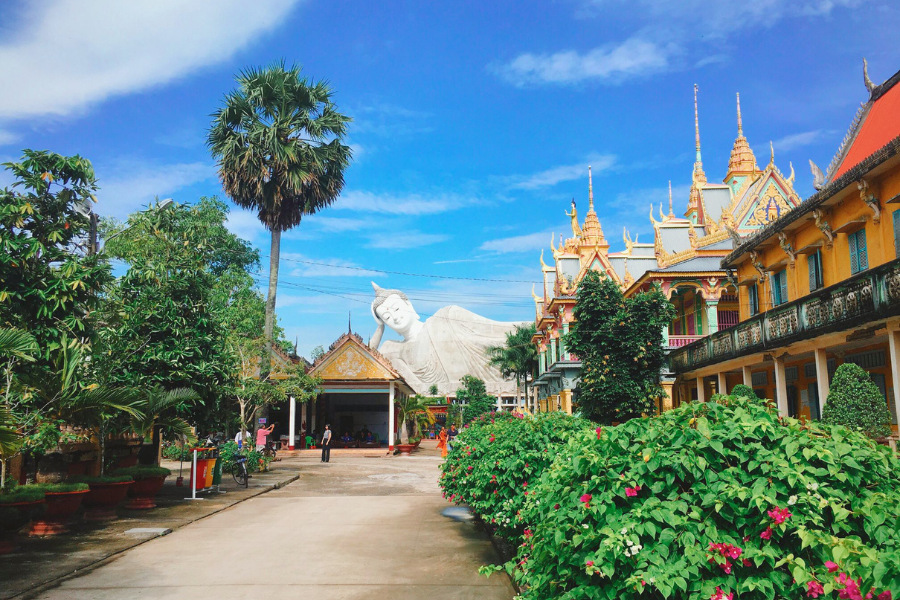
<box><xmin>188</xmin><ymin>448</ymin><xmax>215</xmax><ymax>491</ymax></box>
<box><xmin>204</xmin><ymin>457</ymin><xmax>217</xmax><ymax>488</ymax></box>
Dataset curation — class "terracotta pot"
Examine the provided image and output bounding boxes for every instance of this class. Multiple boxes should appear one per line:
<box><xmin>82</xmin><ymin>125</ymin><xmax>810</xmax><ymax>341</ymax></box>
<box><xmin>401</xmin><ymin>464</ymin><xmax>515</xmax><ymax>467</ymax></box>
<box><xmin>83</xmin><ymin>481</ymin><xmax>133</xmax><ymax>521</ymax></box>
<box><xmin>125</xmin><ymin>476</ymin><xmax>167</xmax><ymax>510</ymax></box>
<box><xmin>396</xmin><ymin>443</ymin><xmax>416</xmax><ymax>456</ymax></box>
<box><xmin>115</xmin><ymin>455</ymin><xmax>139</xmax><ymax>469</ymax></box>
<box><xmin>29</xmin><ymin>490</ymin><xmax>87</xmax><ymax>536</ymax></box>
<box><xmin>0</xmin><ymin>500</ymin><xmax>45</xmax><ymax>554</ymax></box>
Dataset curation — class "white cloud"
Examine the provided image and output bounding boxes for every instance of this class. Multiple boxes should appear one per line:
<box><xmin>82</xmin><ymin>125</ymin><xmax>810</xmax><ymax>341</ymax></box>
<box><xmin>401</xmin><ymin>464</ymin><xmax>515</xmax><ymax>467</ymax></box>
<box><xmin>509</xmin><ymin>154</ymin><xmax>616</xmax><ymax>189</ymax></box>
<box><xmin>0</xmin><ymin>0</ymin><xmax>302</xmax><ymax>119</ymax></box>
<box><xmin>333</xmin><ymin>190</ymin><xmax>477</xmax><ymax>216</ymax></box>
<box><xmin>282</xmin><ymin>252</ymin><xmax>380</xmax><ymax>278</ymax></box>
<box><xmin>226</xmin><ymin>210</ymin><xmax>268</xmax><ymax>244</ymax></box>
<box><xmin>302</xmin><ymin>215</ymin><xmax>369</xmax><ymax>232</ymax></box>
<box><xmin>0</xmin><ymin>129</ymin><xmax>19</xmax><ymax>146</ymax></box>
<box><xmin>367</xmin><ymin>230</ymin><xmax>450</xmax><ymax>249</ymax></box>
<box><xmin>480</xmin><ymin>231</ymin><xmax>554</xmax><ymax>254</ymax></box>
<box><xmin>772</xmin><ymin>129</ymin><xmax>837</xmax><ymax>152</ymax></box>
<box><xmin>351</xmin><ymin>102</ymin><xmax>432</xmax><ymax>137</ymax></box>
<box><xmin>494</xmin><ymin>37</ymin><xmax>672</xmax><ymax>86</ymax></box>
<box><xmin>97</xmin><ymin>160</ymin><xmax>215</xmax><ymax>219</ymax></box>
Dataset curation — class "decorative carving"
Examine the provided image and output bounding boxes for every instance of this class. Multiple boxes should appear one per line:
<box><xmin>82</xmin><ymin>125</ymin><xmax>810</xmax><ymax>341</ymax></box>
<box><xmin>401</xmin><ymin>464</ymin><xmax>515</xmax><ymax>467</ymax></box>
<box><xmin>887</xmin><ymin>264</ymin><xmax>900</xmax><ymax>304</ymax></box>
<box><xmin>746</xmin><ymin>182</ymin><xmax>792</xmax><ymax>226</ymax></box>
<box><xmin>810</xmin><ymin>160</ymin><xmax>826</xmax><ymax>190</ymax></box>
<box><xmin>649</xmin><ymin>204</ymin><xmax>658</xmax><ymax>225</ymax></box>
<box><xmin>565</xmin><ymin>200</ymin><xmax>582</xmax><ymax>238</ymax></box>
<box><xmin>864</xmin><ymin>57</ymin><xmax>876</xmax><ymax>95</ymax></box>
<box><xmin>858</xmin><ymin>178</ymin><xmax>880</xmax><ymax>223</ymax></box>
<box><xmin>750</xmin><ymin>251</ymin><xmax>767</xmax><ymax>282</ymax></box>
<box><xmin>812</xmin><ymin>209</ymin><xmax>834</xmax><ymax>246</ymax></box>
<box><xmin>688</xmin><ymin>221</ymin><xmax>698</xmax><ymax>248</ymax></box>
<box><xmin>736</xmin><ymin>320</ymin><xmax>763</xmax><ymax>350</ymax></box>
<box><xmin>724</xmin><ymin>223</ymin><xmax>742</xmax><ymax>247</ymax></box>
<box><xmin>691</xmin><ymin>343</ymin><xmax>709</xmax><ymax>365</ymax></box>
<box><xmin>767</xmin><ymin>306</ymin><xmax>799</xmax><ymax>340</ymax></box>
<box><xmin>804</xmin><ymin>277</ymin><xmax>874</xmax><ymax>330</ymax></box>
<box><xmin>778</xmin><ymin>232</ymin><xmax>796</xmax><ymax>264</ymax></box>
<box><xmin>623</xmin><ymin>227</ymin><xmax>634</xmax><ymax>255</ymax></box>
<box><xmin>711</xmin><ymin>332</ymin><xmax>733</xmax><ymax>358</ymax></box>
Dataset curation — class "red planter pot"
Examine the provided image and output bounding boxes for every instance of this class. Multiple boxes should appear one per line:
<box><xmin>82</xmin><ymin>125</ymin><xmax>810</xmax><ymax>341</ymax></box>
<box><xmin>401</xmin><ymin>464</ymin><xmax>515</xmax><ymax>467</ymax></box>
<box><xmin>396</xmin><ymin>443</ymin><xmax>416</xmax><ymax>456</ymax></box>
<box><xmin>83</xmin><ymin>481</ymin><xmax>133</xmax><ymax>521</ymax></box>
<box><xmin>0</xmin><ymin>500</ymin><xmax>45</xmax><ymax>554</ymax></box>
<box><xmin>115</xmin><ymin>455</ymin><xmax>139</xmax><ymax>469</ymax></box>
<box><xmin>125</xmin><ymin>476</ymin><xmax>167</xmax><ymax>510</ymax></box>
<box><xmin>29</xmin><ymin>490</ymin><xmax>88</xmax><ymax>536</ymax></box>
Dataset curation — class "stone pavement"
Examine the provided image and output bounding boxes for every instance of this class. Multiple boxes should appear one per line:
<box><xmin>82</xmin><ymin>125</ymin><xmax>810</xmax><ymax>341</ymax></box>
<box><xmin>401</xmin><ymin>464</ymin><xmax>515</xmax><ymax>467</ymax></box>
<box><xmin>11</xmin><ymin>450</ymin><xmax>515</xmax><ymax>600</ymax></box>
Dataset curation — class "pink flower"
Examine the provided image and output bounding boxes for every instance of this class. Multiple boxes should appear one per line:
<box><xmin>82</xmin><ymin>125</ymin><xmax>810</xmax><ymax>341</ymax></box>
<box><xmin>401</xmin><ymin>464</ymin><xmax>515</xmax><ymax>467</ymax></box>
<box><xmin>596</xmin><ymin>426</ymin><xmax>603</xmax><ymax>439</ymax></box>
<box><xmin>625</xmin><ymin>485</ymin><xmax>642</xmax><ymax>497</ymax></box>
<box><xmin>836</xmin><ymin>574</ymin><xmax>864</xmax><ymax>600</ymax></box>
<box><xmin>489</xmin><ymin>434</ymin><xmax>495</xmax><ymax>442</ymax></box>
<box><xmin>767</xmin><ymin>507</ymin><xmax>792</xmax><ymax>525</ymax></box>
<box><xmin>760</xmin><ymin>527</ymin><xmax>773</xmax><ymax>540</ymax></box>
<box><xmin>743</xmin><ymin>559</ymin><xmax>753</xmax><ymax>567</ymax></box>
<box><xmin>524</xmin><ymin>529</ymin><xmax>533</xmax><ymax>538</ymax></box>
<box><xmin>553</xmin><ymin>503</ymin><xmax>560</xmax><ymax>509</ymax></box>
<box><xmin>808</xmin><ymin>581</ymin><xmax>825</xmax><ymax>598</ymax></box>
<box><xmin>710</xmin><ymin>587</ymin><xmax>735</xmax><ymax>600</ymax></box>
<box><xmin>586</xmin><ymin>560</ymin><xmax>594</xmax><ymax>567</ymax></box>
<box><xmin>826</xmin><ymin>561</ymin><xmax>840</xmax><ymax>573</ymax></box>
<box><xmin>580</xmin><ymin>493</ymin><xmax>592</xmax><ymax>507</ymax></box>
<box><xmin>878</xmin><ymin>592</ymin><xmax>892</xmax><ymax>600</ymax></box>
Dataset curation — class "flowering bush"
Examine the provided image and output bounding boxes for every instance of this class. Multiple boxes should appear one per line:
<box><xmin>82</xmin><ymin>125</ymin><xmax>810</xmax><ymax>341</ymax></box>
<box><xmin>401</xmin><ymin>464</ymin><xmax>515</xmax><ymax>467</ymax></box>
<box><xmin>507</xmin><ymin>397</ymin><xmax>900</xmax><ymax>599</ymax></box>
<box><xmin>439</xmin><ymin>411</ymin><xmax>592</xmax><ymax>539</ymax></box>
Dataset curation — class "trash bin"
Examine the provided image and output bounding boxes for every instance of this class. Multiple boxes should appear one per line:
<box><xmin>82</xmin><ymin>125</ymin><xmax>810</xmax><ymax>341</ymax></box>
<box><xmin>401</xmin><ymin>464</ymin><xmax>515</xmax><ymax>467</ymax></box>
<box><xmin>188</xmin><ymin>448</ymin><xmax>212</xmax><ymax>491</ymax></box>
<box><xmin>211</xmin><ymin>453</ymin><xmax>224</xmax><ymax>487</ymax></box>
<box><xmin>205</xmin><ymin>447</ymin><xmax>218</xmax><ymax>488</ymax></box>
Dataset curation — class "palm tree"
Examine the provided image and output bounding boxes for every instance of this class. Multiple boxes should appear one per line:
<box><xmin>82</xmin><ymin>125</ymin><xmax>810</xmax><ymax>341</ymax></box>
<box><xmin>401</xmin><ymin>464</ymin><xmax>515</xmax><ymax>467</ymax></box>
<box><xmin>130</xmin><ymin>387</ymin><xmax>199</xmax><ymax>445</ymax></box>
<box><xmin>207</xmin><ymin>62</ymin><xmax>352</xmax><ymax>380</ymax></box>
<box><xmin>486</xmin><ymin>324</ymin><xmax>538</xmax><ymax>410</ymax></box>
<box><xmin>395</xmin><ymin>395</ymin><xmax>435</xmax><ymax>444</ymax></box>
<box><xmin>0</xmin><ymin>328</ymin><xmax>37</xmax><ymax>488</ymax></box>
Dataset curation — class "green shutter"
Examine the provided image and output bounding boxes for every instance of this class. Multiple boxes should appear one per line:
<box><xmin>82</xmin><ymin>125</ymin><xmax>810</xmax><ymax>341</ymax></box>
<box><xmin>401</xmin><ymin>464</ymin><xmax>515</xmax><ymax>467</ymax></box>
<box><xmin>779</xmin><ymin>271</ymin><xmax>788</xmax><ymax>305</ymax></box>
<box><xmin>893</xmin><ymin>210</ymin><xmax>900</xmax><ymax>257</ymax></box>
<box><xmin>849</xmin><ymin>231</ymin><xmax>859</xmax><ymax>274</ymax></box>
<box><xmin>808</xmin><ymin>253</ymin><xmax>817</xmax><ymax>292</ymax></box>
<box><xmin>856</xmin><ymin>229</ymin><xmax>868</xmax><ymax>271</ymax></box>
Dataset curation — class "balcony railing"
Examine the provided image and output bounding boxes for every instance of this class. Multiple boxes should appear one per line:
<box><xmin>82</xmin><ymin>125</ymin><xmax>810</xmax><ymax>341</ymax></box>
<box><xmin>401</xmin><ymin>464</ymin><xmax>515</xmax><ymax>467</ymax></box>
<box><xmin>668</xmin><ymin>335</ymin><xmax>704</xmax><ymax>348</ymax></box>
<box><xmin>670</xmin><ymin>258</ymin><xmax>900</xmax><ymax>373</ymax></box>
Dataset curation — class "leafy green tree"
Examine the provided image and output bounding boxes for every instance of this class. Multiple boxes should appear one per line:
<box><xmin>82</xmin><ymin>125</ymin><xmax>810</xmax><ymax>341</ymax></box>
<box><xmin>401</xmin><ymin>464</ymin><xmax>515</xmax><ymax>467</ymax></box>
<box><xmin>395</xmin><ymin>395</ymin><xmax>435</xmax><ymax>443</ymax></box>
<box><xmin>487</xmin><ymin>323</ymin><xmax>538</xmax><ymax>408</ymax></box>
<box><xmin>0</xmin><ymin>328</ymin><xmax>37</xmax><ymax>488</ymax></box>
<box><xmin>822</xmin><ymin>362</ymin><xmax>892</xmax><ymax>440</ymax></box>
<box><xmin>456</xmin><ymin>375</ymin><xmax>496</xmax><ymax>424</ymax></box>
<box><xmin>730</xmin><ymin>384</ymin><xmax>759</xmax><ymax>401</ymax></box>
<box><xmin>565</xmin><ymin>270</ymin><xmax>675</xmax><ymax>424</ymax></box>
<box><xmin>0</xmin><ymin>151</ymin><xmax>111</xmax><ymax>365</ymax></box>
<box><xmin>208</xmin><ymin>63</ymin><xmax>352</xmax><ymax>380</ymax></box>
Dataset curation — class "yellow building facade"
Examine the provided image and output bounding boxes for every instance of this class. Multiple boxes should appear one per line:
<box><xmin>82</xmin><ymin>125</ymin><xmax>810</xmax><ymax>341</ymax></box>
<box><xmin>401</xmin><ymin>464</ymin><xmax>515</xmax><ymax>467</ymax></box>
<box><xmin>670</xmin><ymin>65</ymin><xmax>900</xmax><ymax>436</ymax></box>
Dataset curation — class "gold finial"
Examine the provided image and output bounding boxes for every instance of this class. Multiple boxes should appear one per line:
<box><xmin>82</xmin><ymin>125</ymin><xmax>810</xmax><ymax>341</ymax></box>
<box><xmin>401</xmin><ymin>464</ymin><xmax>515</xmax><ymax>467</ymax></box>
<box><xmin>531</xmin><ymin>284</ymin><xmax>540</xmax><ymax>303</ymax></box>
<box><xmin>649</xmin><ymin>204</ymin><xmax>658</xmax><ymax>225</ymax></box>
<box><xmin>549</xmin><ymin>233</ymin><xmax>556</xmax><ymax>254</ymax></box>
<box><xmin>692</xmin><ymin>84</ymin><xmax>706</xmax><ymax>184</ymax></box>
<box><xmin>769</xmin><ymin>141</ymin><xmax>775</xmax><ymax>167</ymax></box>
<box><xmin>787</xmin><ymin>161</ymin><xmax>795</xmax><ymax>187</ymax></box>
<box><xmin>539</xmin><ymin>249</ymin><xmax>548</xmax><ymax>268</ymax></box>
<box><xmin>736</xmin><ymin>92</ymin><xmax>743</xmax><ymax>136</ymax></box>
<box><xmin>659</xmin><ymin>203</ymin><xmax>665</xmax><ymax>222</ymax></box>
<box><xmin>668</xmin><ymin>180</ymin><xmax>674</xmax><ymax>217</ymax></box>
<box><xmin>588</xmin><ymin>165</ymin><xmax>594</xmax><ymax>210</ymax></box>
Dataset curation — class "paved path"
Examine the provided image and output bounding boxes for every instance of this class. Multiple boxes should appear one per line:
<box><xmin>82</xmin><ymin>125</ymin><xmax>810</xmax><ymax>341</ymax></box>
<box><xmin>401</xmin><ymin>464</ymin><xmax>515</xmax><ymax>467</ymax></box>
<box><xmin>28</xmin><ymin>454</ymin><xmax>515</xmax><ymax>600</ymax></box>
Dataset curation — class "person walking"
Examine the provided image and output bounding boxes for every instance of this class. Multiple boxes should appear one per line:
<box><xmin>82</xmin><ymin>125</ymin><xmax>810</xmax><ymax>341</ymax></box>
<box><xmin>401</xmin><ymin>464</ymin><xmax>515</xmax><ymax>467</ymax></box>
<box><xmin>321</xmin><ymin>424</ymin><xmax>332</xmax><ymax>463</ymax></box>
<box><xmin>436</xmin><ymin>427</ymin><xmax>449</xmax><ymax>458</ymax></box>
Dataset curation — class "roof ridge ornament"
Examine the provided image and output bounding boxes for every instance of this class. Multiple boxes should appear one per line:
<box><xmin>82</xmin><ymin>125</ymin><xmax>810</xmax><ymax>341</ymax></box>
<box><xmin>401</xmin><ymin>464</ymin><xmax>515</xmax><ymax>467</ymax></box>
<box><xmin>736</xmin><ymin>92</ymin><xmax>743</xmax><ymax>136</ymax></box>
<box><xmin>769</xmin><ymin>141</ymin><xmax>775</xmax><ymax>168</ymax></box>
<box><xmin>864</xmin><ymin>58</ymin><xmax>876</xmax><ymax>95</ymax></box>
<box><xmin>668</xmin><ymin>180</ymin><xmax>675</xmax><ymax>218</ymax></box>
<box><xmin>810</xmin><ymin>160</ymin><xmax>825</xmax><ymax>190</ymax></box>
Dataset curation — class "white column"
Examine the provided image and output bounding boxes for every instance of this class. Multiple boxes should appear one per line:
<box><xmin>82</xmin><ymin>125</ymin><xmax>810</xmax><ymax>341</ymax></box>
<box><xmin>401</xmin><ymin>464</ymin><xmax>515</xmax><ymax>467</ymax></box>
<box><xmin>288</xmin><ymin>395</ymin><xmax>296</xmax><ymax>450</ymax></box>
<box><xmin>887</xmin><ymin>329</ymin><xmax>900</xmax><ymax>430</ymax></box>
<box><xmin>496</xmin><ymin>395</ymin><xmax>502</xmax><ymax>410</ymax></box>
<box><xmin>717</xmin><ymin>372</ymin><xmax>727</xmax><ymax>395</ymax></box>
<box><xmin>696</xmin><ymin>377</ymin><xmax>706</xmax><ymax>403</ymax></box>
<box><xmin>814</xmin><ymin>348</ymin><xmax>830</xmax><ymax>419</ymax></box>
<box><xmin>774</xmin><ymin>356</ymin><xmax>789</xmax><ymax>417</ymax></box>
<box><xmin>310</xmin><ymin>397</ymin><xmax>317</xmax><ymax>435</ymax></box>
<box><xmin>706</xmin><ymin>301</ymin><xmax>719</xmax><ymax>335</ymax></box>
<box><xmin>742</xmin><ymin>365</ymin><xmax>752</xmax><ymax>387</ymax></box>
<box><xmin>388</xmin><ymin>381</ymin><xmax>395</xmax><ymax>451</ymax></box>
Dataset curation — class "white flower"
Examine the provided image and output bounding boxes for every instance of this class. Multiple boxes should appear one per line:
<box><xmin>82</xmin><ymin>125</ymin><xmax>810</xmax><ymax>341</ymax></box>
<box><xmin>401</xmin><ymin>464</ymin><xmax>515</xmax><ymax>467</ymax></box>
<box><xmin>788</xmin><ymin>495</ymin><xmax>798</xmax><ymax>506</ymax></box>
<box><xmin>807</xmin><ymin>482</ymin><xmax>819</xmax><ymax>491</ymax></box>
<box><xmin>626</xmin><ymin>539</ymin><xmax>633</xmax><ymax>547</ymax></box>
<box><xmin>583</xmin><ymin>524</ymin><xmax>589</xmax><ymax>529</ymax></box>
<box><xmin>621</xmin><ymin>528</ymin><xmax>628</xmax><ymax>535</ymax></box>
<box><xmin>649</xmin><ymin>577</ymin><xmax>656</xmax><ymax>584</ymax></box>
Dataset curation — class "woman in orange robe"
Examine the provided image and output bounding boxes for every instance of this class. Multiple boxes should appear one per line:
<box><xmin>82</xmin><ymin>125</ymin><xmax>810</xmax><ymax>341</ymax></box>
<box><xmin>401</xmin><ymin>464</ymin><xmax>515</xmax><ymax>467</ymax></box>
<box><xmin>436</xmin><ymin>427</ymin><xmax>449</xmax><ymax>458</ymax></box>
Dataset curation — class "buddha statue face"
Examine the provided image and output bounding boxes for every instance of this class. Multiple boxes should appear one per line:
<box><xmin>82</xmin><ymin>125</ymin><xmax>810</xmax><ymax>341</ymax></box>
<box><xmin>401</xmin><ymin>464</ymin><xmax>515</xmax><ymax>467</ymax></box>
<box><xmin>374</xmin><ymin>293</ymin><xmax>421</xmax><ymax>338</ymax></box>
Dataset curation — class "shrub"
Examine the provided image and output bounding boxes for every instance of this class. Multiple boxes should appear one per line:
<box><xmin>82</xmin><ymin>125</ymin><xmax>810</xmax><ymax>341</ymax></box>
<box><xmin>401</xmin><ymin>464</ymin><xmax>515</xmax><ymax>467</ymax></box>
<box><xmin>456</xmin><ymin>375</ymin><xmax>496</xmax><ymax>424</ymax></box>
<box><xmin>440</xmin><ymin>411</ymin><xmax>592</xmax><ymax>539</ymax></box>
<box><xmin>823</xmin><ymin>363</ymin><xmax>893</xmax><ymax>440</ymax></box>
<box><xmin>113</xmin><ymin>466</ymin><xmax>171</xmax><ymax>480</ymax></box>
<box><xmin>730</xmin><ymin>384</ymin><xmax>758</xmax><ymax>400</ymax></box>
<box><xmin>69</xmin><ymin>474</ymin><xmax>133</xmax><ymax>484</ymax></box>
<box><xmin>162</xmin><ymin>444</ymin><xmax>192</xmax><ymax>462</ymax></box>
<box><xmin>218</xmin><ymin>441</ymin><xmax>269</xmax><ymax>473</ymax></box>
<box><xmin>505</xmin><ymin>398</ymin><xmax>900</xmax><ymax>600</ymax></box>
<box><xmin>0</xmin><ymin>486</ymin><xmax>45</xmax><ymax>504</ymax></box>
<box><xmin>32</xmin><ymin>482</ymin><xmax>89</xmax><ymax>493</ymax></box>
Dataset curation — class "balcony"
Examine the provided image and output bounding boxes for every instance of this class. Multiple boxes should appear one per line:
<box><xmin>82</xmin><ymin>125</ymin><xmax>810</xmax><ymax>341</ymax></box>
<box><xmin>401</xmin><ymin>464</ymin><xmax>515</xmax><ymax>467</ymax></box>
<box><xmin>668</xmin><ymin>335</ymin><xmax>704</xmax><ymax>349</ymax></box>
<box><xmin>670</xmin><ymin>258</ymin><xmax>900</xmax><ymax>374</ymax></box>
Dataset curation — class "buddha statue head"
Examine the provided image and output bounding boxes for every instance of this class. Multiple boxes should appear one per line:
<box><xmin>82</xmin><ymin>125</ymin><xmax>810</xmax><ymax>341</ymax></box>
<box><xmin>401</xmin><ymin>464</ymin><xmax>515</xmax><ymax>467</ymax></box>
<box><xmin>370</xmin><ymin>282</ymin><xmax>424</xmax><ymax>346</ymax></box>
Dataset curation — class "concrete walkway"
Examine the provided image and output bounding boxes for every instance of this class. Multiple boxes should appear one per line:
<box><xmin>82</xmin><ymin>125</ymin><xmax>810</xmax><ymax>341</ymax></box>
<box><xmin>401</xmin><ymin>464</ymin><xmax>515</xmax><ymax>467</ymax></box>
<box><xmin>25</xmin><ymin>453</ymin><xmax>514</xmax><ymax>600</ymax></box>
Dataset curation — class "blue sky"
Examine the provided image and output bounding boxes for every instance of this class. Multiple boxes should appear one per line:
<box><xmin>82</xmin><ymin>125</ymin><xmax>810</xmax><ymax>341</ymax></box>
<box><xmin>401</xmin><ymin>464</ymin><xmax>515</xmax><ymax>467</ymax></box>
<box><xmin>1</xmin><ymin>0</ymin><xmax>899</xmax><ymax>358</ymax></box>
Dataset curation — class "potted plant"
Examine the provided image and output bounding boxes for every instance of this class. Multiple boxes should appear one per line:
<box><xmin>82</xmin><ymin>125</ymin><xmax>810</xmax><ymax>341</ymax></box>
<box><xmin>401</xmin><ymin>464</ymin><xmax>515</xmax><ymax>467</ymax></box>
<box><xmin>395</xmin><ymin>395</ymin><xmax>434</xmax><ymax>456</ymax></box>
<box><xmin>0</xmin><ymin>486</ymin><xmax>45</xmax><ymax>554</ymax></box>
<box><xmin>28</xmin><ymin>482</ymin><xmax>88</xmax><ymax>535</ymax></box>
<box><xmin>71</xmin><ymin>474</ymin><xmax>134</xmax><ymax>521</ymax></box>
<box><xmin>114</xmin><ymin>466</ymin><xmax>170</xmax><ymax>509</ymax></box>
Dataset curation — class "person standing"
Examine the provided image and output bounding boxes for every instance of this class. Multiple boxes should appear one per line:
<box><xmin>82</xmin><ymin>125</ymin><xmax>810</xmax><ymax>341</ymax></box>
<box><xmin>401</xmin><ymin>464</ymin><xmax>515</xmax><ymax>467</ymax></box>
<box><xmin>436</xmin><ymin>427</ymin><xmax>449</xmax><ymax>458</ymax></box>
<box><xmin>321</xmin><ymin>424</ymin><xmax>332</xmax><ymax>463</ymax></box>
<box><xmin>256</xmin><ymin>423</ymin><xmax>275</xmax><ymax>451</ymax></box>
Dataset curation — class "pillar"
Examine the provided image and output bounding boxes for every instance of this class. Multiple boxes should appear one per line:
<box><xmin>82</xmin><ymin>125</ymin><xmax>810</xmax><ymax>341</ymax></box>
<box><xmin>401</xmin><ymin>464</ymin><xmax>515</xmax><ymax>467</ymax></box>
<box><xmin>539</xmin><ymin>349</ymin><xmax>546</xmax><ymax>374</ymax></box>
<box><xmin>561</xmin><ymin>389</ymin><xmax>573</xmax><ymax>415</ymax></box>
<box><xmin>717</xmin><ymin>372</ymin><xmax>727</xmax><ymax>395</ymax></box>
<box><xmin>742</xmin><ymin>365</ymin><xmax>752</xmax><ymax>387</ymax></box>
<box><xmin>888</xmin><ymin>328</ymin><xmax>900</xmax><ymax>430</ymax></box>
<box><xmin>814</xmin><ymin>348</ymin><xmax>830</xmax><ymax>419</ymax></box>
<box><xmin>497</xmin><ymin>395</ymin><xmax>502</xmax><ymax>410</ymax></box>
<box><xmin>706</xmin><ymin>301</ymin><xmax>719</xmax><ymax>335</ymax></box>
<box><xmin>288</xmin><ymin>395</ymin><xmax>296</xmax><ymax>450</ymax></box>
<box><xmin>561</xmin><ymin>322</ymin><xmax>569</xmax><ymax>359</ymax></box>
<box><xmin>696</xmin><ymin>377</ymin><xmax>706</xmax><ymax>403</ymax></box>
<box><xmin>660</xmin><ymin>380</ymin><xmax>674</xmax><ymax>412</ymax></box>
<box><xmin>774</xmin><ymin>356</ymin><xmax>789</xmax><ymax>417</ymax></box>
<box><xmin>550</xmin><ymin>338</ymin><xmax>558</xmax><ymax>366</ymax></box>
<box><xmin>662</xmin><ymin>324</ymin><xmax>670</xmax><ymax>349</ymax></box>
<box><xmin>310</xmin><ymin>397</ymin><xmax>317</xmax><ymax>435</ymax></box>
<box><xmin>388</xmin><ymin>381</ymin><xmax>395</xmax><ymax>451</ymax></box>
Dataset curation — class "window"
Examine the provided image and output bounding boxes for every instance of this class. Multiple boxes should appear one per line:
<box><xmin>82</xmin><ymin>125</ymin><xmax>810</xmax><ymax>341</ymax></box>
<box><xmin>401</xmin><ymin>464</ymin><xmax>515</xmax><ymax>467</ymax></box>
<box><xmin>848</xmin><ymin>228</ymin><xmax>868</xmax><ymax>274</ymax></box>
<box><xmin>808</xmin><ymin>250</ymin><xmax>824</xmax><ymax>292</ymax></box>
<box><xmin>894</xmin><ymin>209</ymin><xmax>900</xmax><ymax>258</ymax></box>
<box><xmin>748</xmin><ymin>283</ymin><xmax>759</xmax><ymax>316</ymax></box>
<box><xmin>771</xmin><ymin>270</ymin><xmax>788</xmax><ymax>306</ymax></box>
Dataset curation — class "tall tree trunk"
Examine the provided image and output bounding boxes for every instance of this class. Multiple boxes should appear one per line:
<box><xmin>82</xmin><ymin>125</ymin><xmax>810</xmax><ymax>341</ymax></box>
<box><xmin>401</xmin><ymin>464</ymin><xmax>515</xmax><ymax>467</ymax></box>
<box><xmin>259</xmin><ymin>228</ymin><xmax>281</xmax><ymax>435</ymax></box>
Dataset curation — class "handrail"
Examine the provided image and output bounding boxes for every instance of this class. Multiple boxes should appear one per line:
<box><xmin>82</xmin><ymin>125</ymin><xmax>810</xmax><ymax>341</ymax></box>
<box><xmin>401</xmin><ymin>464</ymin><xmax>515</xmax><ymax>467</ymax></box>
<box><xmin>669</xmin><ymin>258</ymin><xmax>900</xmax><ymax>373</ymax></box>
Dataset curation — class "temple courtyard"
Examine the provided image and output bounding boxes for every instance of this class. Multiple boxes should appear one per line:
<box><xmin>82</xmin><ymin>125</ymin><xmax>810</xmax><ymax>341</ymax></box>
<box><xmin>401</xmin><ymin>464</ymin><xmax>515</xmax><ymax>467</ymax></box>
<box><xmin>13</xmin><ymin>450</ymin><xmax>514</xmax><ymax>600</ymax></box>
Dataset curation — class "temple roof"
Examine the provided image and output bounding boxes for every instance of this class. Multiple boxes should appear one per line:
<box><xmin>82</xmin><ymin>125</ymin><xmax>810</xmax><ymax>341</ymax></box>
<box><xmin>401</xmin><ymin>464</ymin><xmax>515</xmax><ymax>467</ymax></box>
<box><xmin>725</xmin><ymin>93</ymin><xmax>760</xmax><ymax>177</ymax></box>
<box><xmin>309</xmin><ymin>332</ymin><xmax>404</xmax><ymax>382</ymax></box>
<box><xmin>828</xmin><ymin>62</ymin><xmax>900</xmax><ymax>181</ymax></box>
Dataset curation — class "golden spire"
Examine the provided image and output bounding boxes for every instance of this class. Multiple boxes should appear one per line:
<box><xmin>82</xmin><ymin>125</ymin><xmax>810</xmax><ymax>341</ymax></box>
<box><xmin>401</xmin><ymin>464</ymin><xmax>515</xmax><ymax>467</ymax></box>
<box><xmin>726</xmin><ymin>92</ymin><xmax>759</xmax><ymax>176</ymax></box>
<box><xmin>581</xmin><ymin>166</ymin><xmax>605</xmax><ymax>245</ymax></box>
<box><xmin>667</xmin><ymin>181</ymin><xmax>674</xmax><ymax>218</ymax></box>
<box><xmin>692</xmin><ymin>84</ymin><xmax>706</xmax><ymax>185</ymax></box>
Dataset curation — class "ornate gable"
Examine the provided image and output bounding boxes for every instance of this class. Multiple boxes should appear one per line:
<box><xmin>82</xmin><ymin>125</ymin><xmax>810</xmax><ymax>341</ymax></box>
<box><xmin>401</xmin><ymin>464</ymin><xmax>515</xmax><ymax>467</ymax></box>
<box><xmin>734</xmin><ymin>165</ymin><xmax>801</xmax><ymax>233</ymax></box>
<box><xmin>310</xmin><ymin>333</ymin><xmax>399</xmax><ymax>381</ymax></box>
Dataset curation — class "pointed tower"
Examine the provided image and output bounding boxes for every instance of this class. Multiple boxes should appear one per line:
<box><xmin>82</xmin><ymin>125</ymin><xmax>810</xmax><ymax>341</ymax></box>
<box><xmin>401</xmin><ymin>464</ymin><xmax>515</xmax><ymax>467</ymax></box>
<box><xmin>580</xmin><ymin>166</ymin><xmax>607</xmax><ymax>246</ymax></box>
<box><xmin>724</xmin><ymin>93</ymin><xmax>759</xmax><ymax>192</ymax></box>
<box><xmin>685</xmin><ymin>84</ymin><xmax>707</xmax><ymax>225</ymax></box>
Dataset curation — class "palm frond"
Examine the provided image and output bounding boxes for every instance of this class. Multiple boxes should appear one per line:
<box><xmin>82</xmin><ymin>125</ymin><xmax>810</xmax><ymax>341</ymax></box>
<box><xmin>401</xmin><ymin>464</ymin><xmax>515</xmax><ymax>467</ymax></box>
<box><xmin>0</xmin><ymin>405</ymin><xmax>23</xmax><ymax>458</ymax></box>
<box><xmin>0</xmin><ymin>328</ymin><xmax>38</xmax><ymax>361</ymax></box>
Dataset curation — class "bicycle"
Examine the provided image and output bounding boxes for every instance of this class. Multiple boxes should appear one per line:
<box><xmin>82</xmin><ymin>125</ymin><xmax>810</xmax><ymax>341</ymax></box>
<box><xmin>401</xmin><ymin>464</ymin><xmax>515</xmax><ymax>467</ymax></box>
<box><xmin>231</xmin><ymin>455</ymin><xmax>251</xmax><ymax>488</ymax></box>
